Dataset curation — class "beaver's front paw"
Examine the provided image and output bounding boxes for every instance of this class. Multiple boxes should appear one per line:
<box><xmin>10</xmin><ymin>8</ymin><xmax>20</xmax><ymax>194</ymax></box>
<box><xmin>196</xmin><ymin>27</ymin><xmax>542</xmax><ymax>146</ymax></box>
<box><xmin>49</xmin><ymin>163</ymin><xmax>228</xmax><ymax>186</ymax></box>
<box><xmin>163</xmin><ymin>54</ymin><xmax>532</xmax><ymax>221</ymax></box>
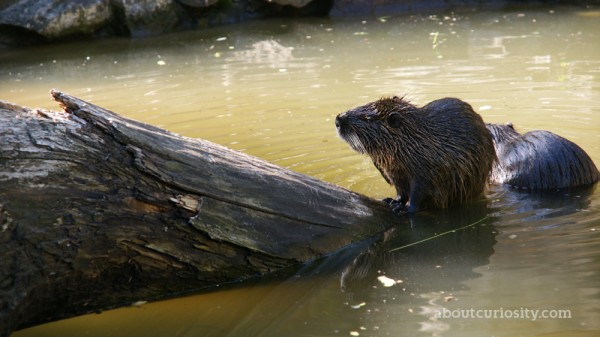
<box><xmin>383</xmin><ymin>197</ymin><xmax>408</xmax><ymax>214</ymax></box>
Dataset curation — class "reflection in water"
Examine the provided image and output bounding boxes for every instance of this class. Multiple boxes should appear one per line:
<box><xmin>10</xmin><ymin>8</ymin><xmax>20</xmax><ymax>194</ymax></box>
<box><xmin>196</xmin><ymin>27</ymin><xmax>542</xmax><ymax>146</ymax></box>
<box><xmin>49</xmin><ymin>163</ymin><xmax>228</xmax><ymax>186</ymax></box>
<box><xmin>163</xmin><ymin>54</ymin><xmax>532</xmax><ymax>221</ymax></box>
<box><xmin>338</xmin><ymin>185</ymin><xmax>599</xmax><ymax>337</ymax></box>
<box><xmin>4</xmin><ymin>6</ymin><xmax>600</xmax><ymax>337</ymax></box>
<box><xmin>340</xmin><ymin>198</ymin><xmax>498</xmax><ymax>336</ymax></box>
<box><xmin>229</xmin><ymin>40</ymin><xmax>295</xmax><ymax>69</ymax></box>
<box><xmin>452</xmin><ymin>185</ymin><xmax>600</xmax><ymax>337</ymax></box>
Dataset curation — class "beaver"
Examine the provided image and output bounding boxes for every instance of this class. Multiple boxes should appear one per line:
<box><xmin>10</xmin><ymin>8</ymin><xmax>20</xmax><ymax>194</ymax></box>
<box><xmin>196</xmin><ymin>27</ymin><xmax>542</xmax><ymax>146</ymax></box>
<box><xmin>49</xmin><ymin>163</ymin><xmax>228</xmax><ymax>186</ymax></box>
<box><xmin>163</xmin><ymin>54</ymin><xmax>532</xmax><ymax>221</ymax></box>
<box><xmin>486</xmin><ymin>122</ymin><xmax>600</xmax><ymax>190</ymax></box>
<box><xmin>335</xmin><ymin>96</ymin><xmax>496</xmax><ymax>213</ymax></box>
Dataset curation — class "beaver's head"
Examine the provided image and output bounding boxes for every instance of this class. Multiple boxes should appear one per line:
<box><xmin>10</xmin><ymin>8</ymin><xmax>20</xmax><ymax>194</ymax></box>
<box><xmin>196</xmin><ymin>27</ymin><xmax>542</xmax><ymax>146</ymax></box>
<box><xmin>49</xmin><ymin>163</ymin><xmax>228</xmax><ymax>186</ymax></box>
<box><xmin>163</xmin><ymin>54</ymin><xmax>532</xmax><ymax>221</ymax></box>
<box><xmin>485</xmin><ymin>122</ymin><xmax>519</xmax><ymax>147</ymax></box>
<box><xmin>335</xmin><ymin>96</ymin><xmax>418</xmax><ymax>157</ymax></box>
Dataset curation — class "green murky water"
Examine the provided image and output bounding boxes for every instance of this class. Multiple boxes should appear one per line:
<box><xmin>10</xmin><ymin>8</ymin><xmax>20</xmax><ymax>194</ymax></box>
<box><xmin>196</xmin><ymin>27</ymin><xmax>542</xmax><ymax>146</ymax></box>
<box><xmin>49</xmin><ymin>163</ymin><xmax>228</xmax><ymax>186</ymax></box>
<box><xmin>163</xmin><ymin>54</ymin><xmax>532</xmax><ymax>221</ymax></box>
<box><xmin>3</xmin><ymin>6</ymin><xmax>600</xmax><ymax>337</ymax></box>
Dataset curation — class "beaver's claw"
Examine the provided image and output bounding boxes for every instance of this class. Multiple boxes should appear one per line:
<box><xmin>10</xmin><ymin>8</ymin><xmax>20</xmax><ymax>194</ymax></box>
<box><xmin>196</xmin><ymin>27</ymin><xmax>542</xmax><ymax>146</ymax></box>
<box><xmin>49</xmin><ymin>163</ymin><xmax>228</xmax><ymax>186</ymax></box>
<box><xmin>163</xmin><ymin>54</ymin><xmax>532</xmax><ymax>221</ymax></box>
<box><xmin>383</xmin><ymin>197</ymin><xmax>408</xmax><ymax>214</ymax></box>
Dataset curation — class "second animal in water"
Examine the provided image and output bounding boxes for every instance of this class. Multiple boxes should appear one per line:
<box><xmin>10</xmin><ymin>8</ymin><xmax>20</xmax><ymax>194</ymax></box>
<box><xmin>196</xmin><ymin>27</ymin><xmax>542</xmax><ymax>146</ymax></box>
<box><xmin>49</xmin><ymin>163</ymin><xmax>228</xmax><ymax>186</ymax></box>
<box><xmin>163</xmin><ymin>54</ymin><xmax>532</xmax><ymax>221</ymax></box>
<box><xmin>486</xmin><ymin>122</ymin><xmax>599</xmax><ymax>190</ymax></box>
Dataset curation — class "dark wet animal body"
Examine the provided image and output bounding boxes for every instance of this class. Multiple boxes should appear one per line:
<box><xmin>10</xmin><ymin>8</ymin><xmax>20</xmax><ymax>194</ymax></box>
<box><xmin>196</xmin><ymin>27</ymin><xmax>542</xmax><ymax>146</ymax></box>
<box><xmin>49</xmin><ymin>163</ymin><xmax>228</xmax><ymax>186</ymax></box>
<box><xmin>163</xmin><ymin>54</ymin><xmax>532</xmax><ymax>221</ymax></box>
<box><xmin>486</xmin><ymin>123</ymin><xmax>599</xmax><ymax>190</ymax></box>
<box><xmin>336</xmin><ymin>96</ymin><xmax>496</xmax><ymax>213</ymax></box>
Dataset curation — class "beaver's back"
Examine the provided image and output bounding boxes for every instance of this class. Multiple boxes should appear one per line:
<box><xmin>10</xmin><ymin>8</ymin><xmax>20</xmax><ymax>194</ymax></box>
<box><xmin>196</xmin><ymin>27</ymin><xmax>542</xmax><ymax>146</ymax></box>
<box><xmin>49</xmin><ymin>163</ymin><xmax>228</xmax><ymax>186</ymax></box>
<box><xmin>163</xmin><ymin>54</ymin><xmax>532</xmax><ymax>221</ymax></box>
<box><xmin>489</xmin><ymin>128</ymin><xmax>600</xmax><ymax>190</ymax></box>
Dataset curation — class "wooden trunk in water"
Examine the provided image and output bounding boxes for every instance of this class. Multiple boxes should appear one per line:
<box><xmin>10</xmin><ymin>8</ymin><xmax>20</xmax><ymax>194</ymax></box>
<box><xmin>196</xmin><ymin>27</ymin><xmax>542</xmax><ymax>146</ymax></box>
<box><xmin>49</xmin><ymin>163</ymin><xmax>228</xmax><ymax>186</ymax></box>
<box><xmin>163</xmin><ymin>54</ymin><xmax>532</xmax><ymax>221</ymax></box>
<box><xmin>0</xmin><ymin>90</ymin><xmax>401</xmax><ymax>336</ymax></box>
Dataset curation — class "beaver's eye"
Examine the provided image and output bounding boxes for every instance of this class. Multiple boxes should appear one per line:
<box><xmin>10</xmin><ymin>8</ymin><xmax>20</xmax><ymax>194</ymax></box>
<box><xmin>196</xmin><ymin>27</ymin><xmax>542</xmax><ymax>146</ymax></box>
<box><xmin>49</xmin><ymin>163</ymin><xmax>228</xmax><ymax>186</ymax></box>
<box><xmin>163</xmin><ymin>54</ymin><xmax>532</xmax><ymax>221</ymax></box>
<box><xmin>387</xmin><ymin>113</ymin><xmax>402</xmax><ymax>128</ymax></box>
<box><xmin>362</xmin><ymin>114</ymin><xmax>376</xmax><ymax>121</ymax></box>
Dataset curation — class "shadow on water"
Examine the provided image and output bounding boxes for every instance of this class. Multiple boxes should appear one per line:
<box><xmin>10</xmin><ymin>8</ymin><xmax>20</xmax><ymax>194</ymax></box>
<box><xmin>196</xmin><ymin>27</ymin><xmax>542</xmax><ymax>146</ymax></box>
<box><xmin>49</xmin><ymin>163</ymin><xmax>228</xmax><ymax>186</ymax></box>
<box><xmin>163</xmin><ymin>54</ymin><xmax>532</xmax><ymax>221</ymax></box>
<box><xmin>341</xmin><ymin>182</ymin><xmax>595</xmax><ymax>291</ymax></box>
<box><xmin>491</xmin><ymin>184</ymin><xmax>598</xmax><ymax>222</ymax></box>
<box><xmin>337</xmin><ymin>183</ymin><xmax>597</xmax><ymax>297</ymax></box>
<box><xmin>339</xmin><ymin>201</ymin><xmax>497</xmax><ymax>297</ymax></box>
<box><xmin>300</xmin><ymin>183</ymin><xmax>599</xmax><ymax>336</ymax></box>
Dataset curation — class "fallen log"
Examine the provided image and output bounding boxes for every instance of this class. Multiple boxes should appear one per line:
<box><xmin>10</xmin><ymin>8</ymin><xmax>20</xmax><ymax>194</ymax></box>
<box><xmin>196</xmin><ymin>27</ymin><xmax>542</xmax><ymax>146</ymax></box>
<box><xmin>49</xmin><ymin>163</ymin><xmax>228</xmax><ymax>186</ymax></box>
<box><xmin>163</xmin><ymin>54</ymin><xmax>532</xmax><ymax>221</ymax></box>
<box><xmin>0</xmin><ymin>90</ymin><xmax>402</xmax><ymax>335</ymax></box>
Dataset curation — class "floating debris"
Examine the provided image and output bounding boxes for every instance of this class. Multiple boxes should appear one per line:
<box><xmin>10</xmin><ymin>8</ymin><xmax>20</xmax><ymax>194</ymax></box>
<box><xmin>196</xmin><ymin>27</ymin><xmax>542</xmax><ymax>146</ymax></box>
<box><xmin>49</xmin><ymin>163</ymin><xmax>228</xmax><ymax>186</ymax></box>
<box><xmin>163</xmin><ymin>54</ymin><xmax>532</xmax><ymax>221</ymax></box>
<box><xmin>350</xmin><ymin>302</ymin><xmax>366</xmax><ymax>309</ymax></box>
<box><xmin>377</xmin><ymin>275</ymin><xmax>402</xmax><ymax>287</ymax></box>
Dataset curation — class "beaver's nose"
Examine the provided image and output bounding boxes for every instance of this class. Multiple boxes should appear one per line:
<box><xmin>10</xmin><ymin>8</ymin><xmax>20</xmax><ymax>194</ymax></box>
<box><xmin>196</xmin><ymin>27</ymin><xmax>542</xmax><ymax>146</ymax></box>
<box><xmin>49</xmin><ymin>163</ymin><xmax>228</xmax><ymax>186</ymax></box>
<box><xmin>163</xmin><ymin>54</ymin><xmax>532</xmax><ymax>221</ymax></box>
<box><xmin>335</xmin><ymin>114</ymin><xmax>346</xmax><ymax>129</ymax></box>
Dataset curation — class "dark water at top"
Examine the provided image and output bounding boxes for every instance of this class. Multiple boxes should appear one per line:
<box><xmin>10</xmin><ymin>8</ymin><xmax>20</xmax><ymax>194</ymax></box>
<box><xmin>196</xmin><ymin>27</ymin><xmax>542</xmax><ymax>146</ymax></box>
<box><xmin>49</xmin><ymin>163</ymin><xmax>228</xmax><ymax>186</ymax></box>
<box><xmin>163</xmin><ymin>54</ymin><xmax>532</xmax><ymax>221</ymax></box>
<box><xmin>3</xmin><ymin>6</ymin><xmax>600</xmax><ymax>337</ymax></box>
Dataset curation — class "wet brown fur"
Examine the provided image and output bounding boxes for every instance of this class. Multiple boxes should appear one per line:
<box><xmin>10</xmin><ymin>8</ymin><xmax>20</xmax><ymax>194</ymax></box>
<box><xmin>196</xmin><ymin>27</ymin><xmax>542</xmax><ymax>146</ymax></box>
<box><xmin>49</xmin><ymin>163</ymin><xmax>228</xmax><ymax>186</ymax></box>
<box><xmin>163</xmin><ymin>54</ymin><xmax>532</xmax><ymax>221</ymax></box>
<box><xmin>336</xmin><ymin>96</ymin><xmax>496</xmax><ymax>212</ymax></box>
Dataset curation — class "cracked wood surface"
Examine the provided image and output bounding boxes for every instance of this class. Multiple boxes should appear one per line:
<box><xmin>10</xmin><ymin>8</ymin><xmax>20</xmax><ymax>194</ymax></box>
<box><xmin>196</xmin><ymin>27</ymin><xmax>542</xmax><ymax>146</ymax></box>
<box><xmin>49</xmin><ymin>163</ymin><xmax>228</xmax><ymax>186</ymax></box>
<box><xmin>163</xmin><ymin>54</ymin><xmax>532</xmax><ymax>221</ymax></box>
<box><xmin>0</xmin><ymin>90</ymin><xmax>402</xmax><ymax>336</ymax></box>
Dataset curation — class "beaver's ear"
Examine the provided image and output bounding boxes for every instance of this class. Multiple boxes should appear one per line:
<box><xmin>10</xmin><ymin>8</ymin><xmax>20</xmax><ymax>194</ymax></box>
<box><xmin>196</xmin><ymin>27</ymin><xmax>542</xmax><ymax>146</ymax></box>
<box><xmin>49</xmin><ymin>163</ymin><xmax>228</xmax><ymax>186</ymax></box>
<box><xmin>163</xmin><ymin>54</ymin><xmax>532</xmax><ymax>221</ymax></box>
<box><xmin>387</xmin><ymin>112</ymin><xmax>402</xmax><ymax>128</ymax></box>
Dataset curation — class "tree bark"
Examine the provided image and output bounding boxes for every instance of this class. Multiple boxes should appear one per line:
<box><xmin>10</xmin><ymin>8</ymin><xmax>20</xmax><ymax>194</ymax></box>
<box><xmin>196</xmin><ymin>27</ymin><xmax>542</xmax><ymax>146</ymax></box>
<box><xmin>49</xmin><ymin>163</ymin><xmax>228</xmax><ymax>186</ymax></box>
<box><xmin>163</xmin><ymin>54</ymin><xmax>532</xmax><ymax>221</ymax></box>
<box><xmin>0</xmin><ymin>90</ymin><xmax>401</xmax><ymax>335</ymax></box>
